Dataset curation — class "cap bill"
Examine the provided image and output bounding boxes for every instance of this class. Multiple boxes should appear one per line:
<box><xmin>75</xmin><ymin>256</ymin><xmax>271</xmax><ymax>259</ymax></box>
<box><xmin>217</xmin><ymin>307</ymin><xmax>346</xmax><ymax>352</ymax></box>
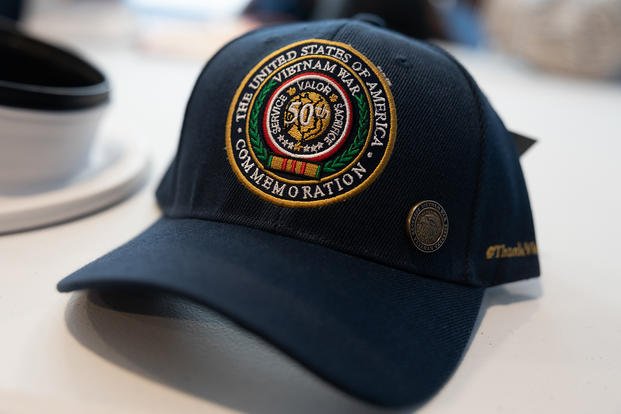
<box><xmin>58</xmin><ymin>218</ymin><xmax>483</xmax><ymax>407</ymax></box>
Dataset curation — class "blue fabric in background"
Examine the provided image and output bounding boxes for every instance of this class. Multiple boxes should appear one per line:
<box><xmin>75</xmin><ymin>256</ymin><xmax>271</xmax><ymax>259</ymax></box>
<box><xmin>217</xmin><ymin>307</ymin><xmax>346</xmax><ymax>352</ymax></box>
<box><xmin>434</xmin><ymin>1</ymin><xmax>485</xmax><ymax>46</ymax></box>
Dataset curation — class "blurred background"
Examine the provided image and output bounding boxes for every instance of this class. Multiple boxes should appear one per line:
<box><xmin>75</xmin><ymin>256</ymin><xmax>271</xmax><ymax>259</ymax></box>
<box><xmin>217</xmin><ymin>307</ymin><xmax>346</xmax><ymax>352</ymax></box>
<box><xmin>2</xmin><ymin>2</ymin><xmax>621</xmax><ymax>411</ymax></box>
<box><xmin>4</xmin><ymin>0</ymin><xmax>621</xmax><ymax>79</ymax></box>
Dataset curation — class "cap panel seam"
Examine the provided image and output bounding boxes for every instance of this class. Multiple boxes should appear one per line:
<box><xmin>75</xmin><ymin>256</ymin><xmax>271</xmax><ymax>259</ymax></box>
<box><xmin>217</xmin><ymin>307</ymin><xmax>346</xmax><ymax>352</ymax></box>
<box><xmin>423</xmin><ymin>43</ymin><xmax>487</xmax><ymax>285</ymax></box>
<box><xmin>328</xmin><ymin>20</ymin><xmax>352</xmax><ymax>41</ymax></box>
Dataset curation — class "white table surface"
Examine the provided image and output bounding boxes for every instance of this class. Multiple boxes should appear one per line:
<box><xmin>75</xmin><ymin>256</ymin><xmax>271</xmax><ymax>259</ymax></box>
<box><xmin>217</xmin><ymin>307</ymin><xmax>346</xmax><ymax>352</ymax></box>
<box><xmin>1</xmin><ymin>6</ymin><xmax>620</xmax><ymax>414</ymax></box>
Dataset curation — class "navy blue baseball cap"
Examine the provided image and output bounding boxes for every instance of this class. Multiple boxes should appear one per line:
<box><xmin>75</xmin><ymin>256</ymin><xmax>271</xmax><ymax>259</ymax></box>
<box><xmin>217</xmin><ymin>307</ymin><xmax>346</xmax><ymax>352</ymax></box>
<box><xmin>58</xmin><ymin>17</ymin><xmax>539</xmax><ymax>408</ymax></box>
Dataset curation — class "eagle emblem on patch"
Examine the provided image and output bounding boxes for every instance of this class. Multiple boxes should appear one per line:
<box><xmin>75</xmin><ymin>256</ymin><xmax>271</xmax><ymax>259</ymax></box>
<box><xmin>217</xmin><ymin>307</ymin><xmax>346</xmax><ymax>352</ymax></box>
<box><xmin>407</xmin><ymin>200</ymin><xmax>449</xmax><ymax>253</ymax></box>
<box><xmin>226</xmin><ymin>39</ymin><xmax>396</xmax><ymax>207</ymax></box>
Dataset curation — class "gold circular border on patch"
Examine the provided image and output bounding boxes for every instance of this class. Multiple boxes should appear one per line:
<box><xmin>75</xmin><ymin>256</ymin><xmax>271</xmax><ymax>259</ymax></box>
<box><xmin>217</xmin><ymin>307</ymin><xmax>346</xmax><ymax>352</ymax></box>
<box><xmin>225</xmin><ymin>38</ymin><xmax>397</xmax><ymax>208</ymax></box>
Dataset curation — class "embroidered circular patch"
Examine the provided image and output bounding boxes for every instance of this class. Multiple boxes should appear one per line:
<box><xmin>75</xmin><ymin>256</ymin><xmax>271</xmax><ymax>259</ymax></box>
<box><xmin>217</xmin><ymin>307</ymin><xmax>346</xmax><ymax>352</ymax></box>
<box><xmin>407</xmin><ymin>200</ymin><xmax>449</xmax><ymax>253</ymax></box>
<box><xmin>226</xmin><ymin>39</ymin><xmax>396</xmax><ymax>207</ymax></box>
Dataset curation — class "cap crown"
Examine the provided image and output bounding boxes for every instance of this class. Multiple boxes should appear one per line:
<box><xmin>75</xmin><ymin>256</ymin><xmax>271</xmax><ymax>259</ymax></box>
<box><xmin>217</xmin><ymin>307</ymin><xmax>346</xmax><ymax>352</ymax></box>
<box><xmin>157</xmin><ymin>19</ymin><xmax>539</xmax><ymax>287</ymax></box>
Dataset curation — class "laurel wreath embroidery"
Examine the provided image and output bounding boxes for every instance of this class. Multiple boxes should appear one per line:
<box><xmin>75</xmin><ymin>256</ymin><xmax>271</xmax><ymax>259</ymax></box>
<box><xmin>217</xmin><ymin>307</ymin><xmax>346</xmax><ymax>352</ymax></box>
<box><xmin>249</xmin><ymin>80</ymin><xmax>369</xmax><ymax>175</ymax></box>
<box><xmin>321</xmin><ymin>94</ymin><xmax>369</xmax><ymax>175</ymax></box>
<box><xmin>249</xmin><ymin>79</ymin><xmax>277</xmax><ymax>164</ymax></box>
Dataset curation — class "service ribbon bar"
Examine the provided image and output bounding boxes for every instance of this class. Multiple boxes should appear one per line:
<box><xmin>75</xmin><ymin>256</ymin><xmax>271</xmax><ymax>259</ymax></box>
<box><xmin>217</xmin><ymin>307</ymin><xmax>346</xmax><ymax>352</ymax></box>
<box><xmin>268</xmin><ymin>155</ymin><xmax>321</xmax><ymax>179</ymax></box>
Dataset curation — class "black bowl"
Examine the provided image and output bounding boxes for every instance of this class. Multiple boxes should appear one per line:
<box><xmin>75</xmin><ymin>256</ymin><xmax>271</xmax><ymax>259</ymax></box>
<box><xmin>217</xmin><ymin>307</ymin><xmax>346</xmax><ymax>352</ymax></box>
<box><xmin>0</xmin><ymin>19</ymin><xmax>109</xmax><ymax>111</ymax></box>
